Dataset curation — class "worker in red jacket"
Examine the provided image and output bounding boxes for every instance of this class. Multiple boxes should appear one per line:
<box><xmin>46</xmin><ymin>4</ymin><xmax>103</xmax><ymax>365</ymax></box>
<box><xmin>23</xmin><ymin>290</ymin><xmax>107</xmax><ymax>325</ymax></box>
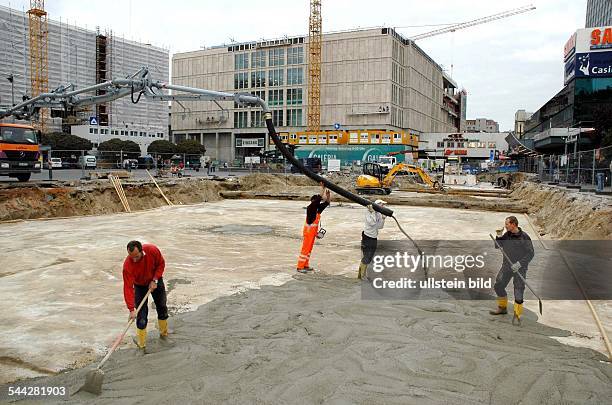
<box><xmin>123</xmin><ymin>240</ymin><xmax>169</xmax><ymax>351</ymax></box>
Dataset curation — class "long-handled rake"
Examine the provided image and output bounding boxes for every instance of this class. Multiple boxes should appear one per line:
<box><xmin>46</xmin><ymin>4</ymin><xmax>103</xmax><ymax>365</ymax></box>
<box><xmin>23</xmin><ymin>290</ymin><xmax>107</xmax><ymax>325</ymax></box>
<box><xmin>79</xmin><ymin>288</ymin><xmax>152</xmax><ymax>395</ymax></box>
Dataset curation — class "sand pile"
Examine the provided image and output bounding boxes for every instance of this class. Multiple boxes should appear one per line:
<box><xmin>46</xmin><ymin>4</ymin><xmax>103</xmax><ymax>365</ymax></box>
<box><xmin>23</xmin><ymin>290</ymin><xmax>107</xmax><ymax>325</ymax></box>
<box><xmin>322</xmin><ymin>172</ymin><xmax>358</xmax><ymax>191</ymax></box>
<box><xmin>237</xmin><ymin>173</ymin><xmax>319</xmax><ymax>194</ymax></box>
<box><xmin>6</xmin><ymin>274</ymin><xmax>610</xmax><ymax>404</ymax></box>
<box><xmin>512</xmin><ymin>182</ymin><xmax>612</xmax><ymax>239</ymax></box>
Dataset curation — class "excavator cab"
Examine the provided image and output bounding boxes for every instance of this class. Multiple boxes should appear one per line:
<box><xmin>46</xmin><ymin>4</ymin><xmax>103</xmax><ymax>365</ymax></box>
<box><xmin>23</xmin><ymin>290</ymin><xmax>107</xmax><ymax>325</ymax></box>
<box><xmin>356</xmin><ymin>162</ymin><xmax>391</xmax><ymax>195</ymax></box>
<box><xmin>362</xmin><ymin>162</ymin><xmax>383</xmax><ymax>179</ymax></box>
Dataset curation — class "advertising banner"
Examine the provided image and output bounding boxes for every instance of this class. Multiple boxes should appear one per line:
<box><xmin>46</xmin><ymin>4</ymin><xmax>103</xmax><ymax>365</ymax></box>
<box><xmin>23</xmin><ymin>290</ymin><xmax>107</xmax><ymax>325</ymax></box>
<box><xmin>575</xmin><ymin>52</ymin><xmax>612</xmax><ymax>79</ymax></box>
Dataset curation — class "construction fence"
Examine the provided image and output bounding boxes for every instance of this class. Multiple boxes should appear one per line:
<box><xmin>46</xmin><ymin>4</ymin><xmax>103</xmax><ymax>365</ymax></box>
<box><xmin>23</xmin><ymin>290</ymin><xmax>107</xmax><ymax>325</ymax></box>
<box><xmin>519</xmin><ymin>145</ymin><xmax>612</xmax><ymax>189</ymax></box>
<box><xmin>41</xmin><ymin>149</ymin><xmax>291</xmax><ymax>175</ymax></box>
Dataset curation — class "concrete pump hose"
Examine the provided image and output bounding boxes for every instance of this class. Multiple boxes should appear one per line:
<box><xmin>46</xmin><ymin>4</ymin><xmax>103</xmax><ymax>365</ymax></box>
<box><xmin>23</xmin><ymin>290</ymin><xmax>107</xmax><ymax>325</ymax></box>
<box><xmin>264</xmin><ymin>116</ymin><xmax>426</xmax><ymax>274</ymax></box>
<box><xmin>264</xmin><ymin>117</ymin><xmax>393</xmax><ymax>217</ymax></box>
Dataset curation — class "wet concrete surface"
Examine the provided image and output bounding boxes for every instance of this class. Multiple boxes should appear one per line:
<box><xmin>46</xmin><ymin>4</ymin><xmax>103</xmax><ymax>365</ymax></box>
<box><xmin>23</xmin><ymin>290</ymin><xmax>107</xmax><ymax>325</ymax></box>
<box><xmin>4</xmin><ymin>275</ymin><xmax>611</xmax><ymax>404</ymax></box>
<box><xmin>0</xmin><ymin>199</ymin><xmax>610</xmax><ymax>386</ymax></box>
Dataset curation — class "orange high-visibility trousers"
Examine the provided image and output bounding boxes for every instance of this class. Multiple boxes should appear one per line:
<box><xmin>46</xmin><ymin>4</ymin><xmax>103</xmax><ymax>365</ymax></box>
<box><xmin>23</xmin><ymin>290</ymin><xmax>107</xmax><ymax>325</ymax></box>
<box><xmin>297</xmin><ymin>213</ymin><xmax>320</xmax><ymax>270</ymax></box>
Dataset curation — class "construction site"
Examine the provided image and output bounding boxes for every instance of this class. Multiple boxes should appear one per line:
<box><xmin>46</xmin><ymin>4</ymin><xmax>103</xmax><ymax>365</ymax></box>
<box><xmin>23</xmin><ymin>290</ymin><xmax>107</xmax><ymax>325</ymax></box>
<box><xmin>1</xmin><ymin>1</ymin><xmax>611</xmax><ymax>404</ymax></box>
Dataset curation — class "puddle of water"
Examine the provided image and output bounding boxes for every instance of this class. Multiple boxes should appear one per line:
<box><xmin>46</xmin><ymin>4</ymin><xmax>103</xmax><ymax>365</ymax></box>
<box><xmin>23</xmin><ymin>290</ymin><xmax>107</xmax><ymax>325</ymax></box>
<box><xmin>208</xmin><ymin>224</ymin><xmax>273</xmax><ymax>235</ymax></box>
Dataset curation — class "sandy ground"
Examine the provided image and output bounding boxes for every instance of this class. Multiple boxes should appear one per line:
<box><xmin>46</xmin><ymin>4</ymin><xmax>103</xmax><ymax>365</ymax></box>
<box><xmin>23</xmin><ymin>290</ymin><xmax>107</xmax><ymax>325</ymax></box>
<box><xmin>3</xmin><ymin>274</ymin><xmax>611</xmax><ymax>404</ymax></box>
<box><xmin>0</xmin><ymin>199</ymin><xmax>611</xmax><ymax>403</ymax></box>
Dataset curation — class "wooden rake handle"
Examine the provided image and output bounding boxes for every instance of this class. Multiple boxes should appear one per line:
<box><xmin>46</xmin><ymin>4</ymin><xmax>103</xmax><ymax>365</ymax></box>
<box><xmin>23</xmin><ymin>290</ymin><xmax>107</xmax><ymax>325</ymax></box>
<box><xmin>96</xmin><ymin>288</ymin><xmax>153</xmax><ymax>370</ymax></box>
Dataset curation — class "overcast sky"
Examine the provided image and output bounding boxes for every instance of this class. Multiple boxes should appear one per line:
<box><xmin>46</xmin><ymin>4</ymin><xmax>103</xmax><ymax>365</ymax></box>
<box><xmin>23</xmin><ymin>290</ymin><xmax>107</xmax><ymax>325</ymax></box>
<box><xmin>2</xmin><ymin>0</ymin><xmax>587</xmax><ymax>130</ymax></box>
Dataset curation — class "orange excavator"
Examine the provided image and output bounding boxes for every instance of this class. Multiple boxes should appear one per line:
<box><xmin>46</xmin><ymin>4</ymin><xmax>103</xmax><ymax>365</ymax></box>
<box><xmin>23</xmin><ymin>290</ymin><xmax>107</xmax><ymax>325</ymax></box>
<box><xmin>356</xmin><ymin>162</ymin><xmax>443</xmax><ymax>195</ymax></box>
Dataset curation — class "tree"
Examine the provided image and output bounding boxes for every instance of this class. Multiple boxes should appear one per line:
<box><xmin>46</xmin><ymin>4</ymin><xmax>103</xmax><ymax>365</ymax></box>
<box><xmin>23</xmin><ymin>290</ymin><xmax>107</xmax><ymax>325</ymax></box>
<box><xmin>98</xmin><ymin>138</ymin><xmax>141</xmax><ymax>153</ymax></box>
<box><xmin>148</xmin><ymin>139</ymin><xmax>178</xmax><ymax>154</ymax></box>
<box><xmin>41</xmin><ymin>132</ymin><xmax>93</xmax><ymax>151</ymax></box>
<box><xmin>176</xmin><ymin>139</ymin><xmax>206</xmax><ymax>155</ymax></box>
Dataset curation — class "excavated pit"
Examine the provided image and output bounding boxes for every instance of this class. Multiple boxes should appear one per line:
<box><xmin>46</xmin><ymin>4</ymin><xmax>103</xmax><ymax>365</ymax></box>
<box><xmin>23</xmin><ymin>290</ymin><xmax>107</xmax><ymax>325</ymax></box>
<box><xmin>0</xmin><ymin>175</ymin><xmax>611</xmax><ymax>402</ymax></box>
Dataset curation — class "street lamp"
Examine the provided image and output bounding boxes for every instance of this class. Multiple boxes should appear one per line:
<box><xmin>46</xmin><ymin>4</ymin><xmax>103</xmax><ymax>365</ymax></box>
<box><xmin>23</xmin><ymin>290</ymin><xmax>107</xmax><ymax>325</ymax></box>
<box><xmin>6</xmin><ymin>74</ymin><xmax>14</xmax><ymax>106</ymax></box>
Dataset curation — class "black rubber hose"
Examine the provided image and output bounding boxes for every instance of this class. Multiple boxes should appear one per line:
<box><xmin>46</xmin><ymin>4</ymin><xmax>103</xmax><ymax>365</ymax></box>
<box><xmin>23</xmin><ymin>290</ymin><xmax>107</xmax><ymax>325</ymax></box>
<box><xmin>263</xmin><ymin>115</ymin><xmax>426</xmax><ymax>275</ymax></box>
<box><xmin>264</xmin><ymin>118</ymin><xmax>393</xmax><ymax>217</ymax></box>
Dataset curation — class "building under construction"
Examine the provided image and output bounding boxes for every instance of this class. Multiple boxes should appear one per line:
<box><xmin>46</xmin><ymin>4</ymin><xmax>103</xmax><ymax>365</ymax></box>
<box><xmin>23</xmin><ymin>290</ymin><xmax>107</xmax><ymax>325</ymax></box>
<box><xmin>171</xmin><ymin>27</ymin><xmax>466</xmax><ymax>163</ymax></box>
<box><xmin>0</xmin><ymin>4</ymin><xmax>169</xmax><ymax>150</ymax></box>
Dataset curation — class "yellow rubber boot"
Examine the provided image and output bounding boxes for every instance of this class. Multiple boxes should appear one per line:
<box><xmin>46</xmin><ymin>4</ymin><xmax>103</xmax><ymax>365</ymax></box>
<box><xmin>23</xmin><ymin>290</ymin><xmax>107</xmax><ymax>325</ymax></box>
<box><xmin>357</xmin><ymin>263</ymin><xmax>367</xmax><ymax>280</ymax></box>
<box><xmin>158</xmin><ymin>319</ymin><xmax>169</xmax><ymax>339</ymax></box>
<box><xmin>513</xmin><ymin>303</ymin><xmax>523</xmax><ymax>326</ymax></box>
<box><xmin>489</xmin><ymin>296</ymin><xmax>508</xmax><ymax>315</ymax></box>
<box><xmin>133</xmin><ymin>327</ymin><xmax>147</xmax><ymax>350</ymax></box>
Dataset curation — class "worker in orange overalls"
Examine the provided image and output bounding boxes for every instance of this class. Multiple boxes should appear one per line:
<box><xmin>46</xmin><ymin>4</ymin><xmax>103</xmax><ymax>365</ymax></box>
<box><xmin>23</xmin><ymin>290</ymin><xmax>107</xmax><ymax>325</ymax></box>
<box><xmin>297</xmin><ymin>182</ymin><xmax>331</xmax><ymax>273</ymax></box>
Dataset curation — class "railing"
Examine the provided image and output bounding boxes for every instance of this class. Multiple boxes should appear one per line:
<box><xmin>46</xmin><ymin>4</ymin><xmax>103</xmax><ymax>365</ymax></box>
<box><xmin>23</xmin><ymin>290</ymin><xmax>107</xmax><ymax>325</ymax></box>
<box><xmin>519</xmin><ymin>145</ymin><xmax>612</xmax><ymax>189</ymax></box>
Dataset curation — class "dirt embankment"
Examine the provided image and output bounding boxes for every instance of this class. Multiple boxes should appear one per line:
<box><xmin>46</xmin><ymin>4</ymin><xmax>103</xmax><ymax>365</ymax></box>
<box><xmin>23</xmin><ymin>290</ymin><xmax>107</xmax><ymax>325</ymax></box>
<box><xmin>0</xmin><ymin>179</ymin><xmax>225</xmax><ymax>221</ymax></box>
<box><xmin>0</xmin><ymin>174</ymin><xmax>328</xmax><ymax>222</ymax></box>
<box><xmin>0</xmin><ymin>173</ymin><xmax>529</xmax><ymax>222</ymax></box>
<box><xmin>512</xmin><ymin>182</ymin><xmax>612</xmax><ymax>240</ymax></box>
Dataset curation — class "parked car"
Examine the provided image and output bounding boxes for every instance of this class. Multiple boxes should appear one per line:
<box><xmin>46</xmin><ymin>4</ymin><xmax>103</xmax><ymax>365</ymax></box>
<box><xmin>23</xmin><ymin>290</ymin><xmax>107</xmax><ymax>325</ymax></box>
<box><xmin>122</xmin><ymin>159</ymin><xmax>138</xmax><ymax>170</ymax></box>
<box><xmin>78</xmin><ymin>155</ymin><xmax>97</xmax><ymax>169</ymax></box>
<box><xmin>137</xmin><ymin>156</ymin><xmax>154</xmax><ymax>169</ymax></box>
<box><xmin>50</xmin><ymin>158</ymin><xmax>62</xmax><ymax>169</ymax></box>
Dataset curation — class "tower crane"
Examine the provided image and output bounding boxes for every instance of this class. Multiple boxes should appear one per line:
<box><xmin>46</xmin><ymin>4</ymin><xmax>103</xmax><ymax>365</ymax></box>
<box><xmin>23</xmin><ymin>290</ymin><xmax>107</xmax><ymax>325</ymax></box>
<box><xmin>307</xmin><ymin>0</ymin><xmax>322</xmax><ymax>131</ymax></box>
<box><xmin>305</xmin><ymin>3</ymin><xmax>535</xmax><ymax>131</ymax></box>
<box><xmin>27</xmin><ymin>0</ymin><xmax>49</xmax><ymax>132</ymax></box>
<box><xmin>407</xmin><ymin>5</ymin><xmax>536</xmax><ymax>41</ymax></box>
<box><xmin>404</xmin><ymin>5</ymin><xmax>536</xmax><ymax>76</ymax></box>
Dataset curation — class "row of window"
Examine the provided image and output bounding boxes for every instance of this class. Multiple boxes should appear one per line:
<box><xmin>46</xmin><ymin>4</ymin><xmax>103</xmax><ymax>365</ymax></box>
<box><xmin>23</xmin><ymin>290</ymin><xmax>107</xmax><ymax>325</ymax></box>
<box><xmin>234</xmin><ymin>47</ymin><xmax>304</xmax><ymax>70</ymax></box>
<box><xmin>234</xmin><ymin>68</ymin><xmax>304</xmax><ymax>89</ymax></box>
<box><xmin>436</xmin><ymin>141</ymin><xmax>496</xmax><ymax>148</ymax></box>
<box><xmin>228</xmin><ymin>37</ymin><xmax>305</xmax><ymax>53</ymax></box>
<box><xmin>234</xmin><ymin>108</ymin><xmax>303</xmax><ymax>128</ymax></box>
<box><xmin>234</xmin><ymin>88</ymin><xmax>303</xmax><ymax>108</ymax></box>
<box><xmin>88</xmin><ymin>127</ymin><xmax>164</xmax><ymax>138</ymax></box>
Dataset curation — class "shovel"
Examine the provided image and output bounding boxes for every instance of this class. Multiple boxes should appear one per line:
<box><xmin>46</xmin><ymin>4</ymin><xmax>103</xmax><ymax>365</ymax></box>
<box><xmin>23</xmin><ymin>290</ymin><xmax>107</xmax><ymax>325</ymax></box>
<box><xmin>80</xmin><ymin>288</ymin><xmax>152</xmax><ymax>395</ymax></box>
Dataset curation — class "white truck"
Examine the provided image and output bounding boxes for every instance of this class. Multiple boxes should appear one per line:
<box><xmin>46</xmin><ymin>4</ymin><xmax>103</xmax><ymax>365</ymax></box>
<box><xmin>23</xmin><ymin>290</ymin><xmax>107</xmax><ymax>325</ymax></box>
<box><xmin>78</xmin><ymin>155</ymin><xmax>97</xmax><ymax>169</ymax></box>
<box><xmin>377</xmin><ymin>156</ymin><xmax>396</xmax><ymax>174</ymax></box>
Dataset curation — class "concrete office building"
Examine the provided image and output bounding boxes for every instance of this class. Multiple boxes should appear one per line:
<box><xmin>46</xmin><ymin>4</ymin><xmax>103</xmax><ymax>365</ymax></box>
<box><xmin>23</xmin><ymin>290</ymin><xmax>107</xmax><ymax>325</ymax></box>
<box><xmin>514</xmin><ymin>110</ymin><xmax>533</xmax><ymax>138</ymax></box>
<box><xmin>0</xmin><ymin>4</ymin><xmax>169</xmax><ymax>154</ymax></box>
<box><xmin>465</xmin><ymin>118</ymin><xmax>500</xmax><ymax>133</ymax></box>
<box><xmin>586</xmin><ymin>0</ymin><xmax>612</xmax><ymax>27</ymax></box>
<box><xmin>171</xmin><ymin>27</ymin><xmax>466</xmax><ymax>163</ymax></box>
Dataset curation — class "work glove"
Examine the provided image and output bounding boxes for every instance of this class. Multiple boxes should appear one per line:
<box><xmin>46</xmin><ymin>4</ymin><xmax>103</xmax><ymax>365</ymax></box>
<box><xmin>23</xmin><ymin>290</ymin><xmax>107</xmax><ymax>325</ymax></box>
<box><xmin>367</xmin><ymin>204</ymin><xmax>374</xmax><ymax>213</ymax></box>
<box><xmin>511</xmin><ymin>262</ymin><xmax>522</xmax><ymax>272</ymax></box>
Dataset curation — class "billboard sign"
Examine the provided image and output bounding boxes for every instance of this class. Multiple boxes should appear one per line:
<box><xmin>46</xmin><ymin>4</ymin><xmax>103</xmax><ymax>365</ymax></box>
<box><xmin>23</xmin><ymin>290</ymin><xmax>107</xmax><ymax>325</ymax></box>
<box><xmin>564</xmin><ymin>55</ymin><xmax>576</xmax><ymax>84</ymax></box>
<box><xmin>590</xmin><ymin>27</ymin><xmax>612</xmax><ymax>51</ymax></box>
<box><xmin>564</xmin><ymin>32</ymin><xmax>577</xmax><ymax>61</ymax></box>
<box><xmin>575</xmin><ymin>52</ymin><xmax>612</xmax><ymax>79</ymax></box>
<box><xmin>573</xmin><ymin>26</ymin><xmax>612</xmax><ymax>53</ymax></box>
<box><xmin>236</xmin><ymin>138</ymin><xmax>264</xmax><ymax>147</ymax></box>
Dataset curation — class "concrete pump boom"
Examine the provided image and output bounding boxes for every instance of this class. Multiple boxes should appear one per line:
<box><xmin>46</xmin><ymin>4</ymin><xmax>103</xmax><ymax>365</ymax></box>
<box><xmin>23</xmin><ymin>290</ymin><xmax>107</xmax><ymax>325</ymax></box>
<box><xmin>0</xmin><ymin>67</ymin><xmax>268</xmax><ymax>120</ymax></box>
